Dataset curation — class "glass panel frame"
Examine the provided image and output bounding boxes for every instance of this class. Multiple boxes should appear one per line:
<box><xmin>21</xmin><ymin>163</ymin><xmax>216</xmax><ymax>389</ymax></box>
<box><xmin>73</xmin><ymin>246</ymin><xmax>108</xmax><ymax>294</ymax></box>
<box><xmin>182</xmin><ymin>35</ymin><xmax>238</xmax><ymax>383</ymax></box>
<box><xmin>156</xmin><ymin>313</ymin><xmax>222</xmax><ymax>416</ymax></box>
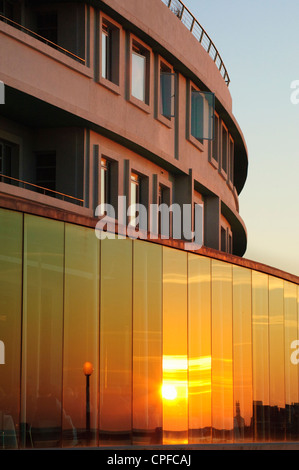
<box><xmin>132</xmin><ymin>241</ymin><xmax>163</xmax><ymax>445</ymax></box>
<box><xmin>99</xmin><ymin>238</ymin><xmax>133</xmax><ymax>446</ymax></box>
<box><xmin>162</xmin><ymin>247</ymin><xmax>188</xmax><ymax>445</ymax></box>
<box><xmin>211</xmin><ymin>260</ymin><xmax>233</xmax><ymax>442</ymax></box>
<box><xmin>188</xmin><ymin>254</ymin><xmax>212</xmax><ymax>443</ymax></box>
<box><xmin>232</xmin><ymin>266</ymin><xmax>253</xmax><ymax>442</ymax></box>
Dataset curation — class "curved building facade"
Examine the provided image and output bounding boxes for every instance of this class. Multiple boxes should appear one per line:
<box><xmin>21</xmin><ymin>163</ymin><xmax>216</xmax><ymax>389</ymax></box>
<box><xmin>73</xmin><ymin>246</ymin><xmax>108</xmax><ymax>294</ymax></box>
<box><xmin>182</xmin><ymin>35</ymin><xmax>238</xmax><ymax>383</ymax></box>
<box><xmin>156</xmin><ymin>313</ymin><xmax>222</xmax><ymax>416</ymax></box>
<box><xmin>0</xmin><ymin>0</ymin><xmax>298</xmax><ymax>449</ymax></box>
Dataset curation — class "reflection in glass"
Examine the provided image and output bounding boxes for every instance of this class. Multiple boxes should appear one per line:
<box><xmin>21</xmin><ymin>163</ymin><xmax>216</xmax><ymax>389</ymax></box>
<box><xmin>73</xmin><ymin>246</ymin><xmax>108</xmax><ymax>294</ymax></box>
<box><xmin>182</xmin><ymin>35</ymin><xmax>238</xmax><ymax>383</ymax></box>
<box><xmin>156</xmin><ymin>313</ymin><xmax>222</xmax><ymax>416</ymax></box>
<box><xmin>63</xmin><ymin>224</ymin><xmax>99</xmax><ymax>447</ymax></box>
<box><xmin>269</xmin><ymin>276</ymin><xmax>285</xmax><ymax>441</ymax></box>
<box><xmin>21</xmin><ymin>215</ymin><xmax>64</xmax><ymax>448</ymax></box>
<box><xmin>211</xmin><ymin>260</ymin><xmax>233</xmax><ymax>442</ymax></box>
<box><xmin>133</xmin><ymin>241</ymin><xmax>162</xmax><ymax>445</ymax></box>
<box><xmin>232</xmin><ymin>266</ymin><xmax>253</xmax><ymax>442</ymax></box>
<box><xmin>1</xmin><ymin>205</ymin><xmax>299</xmax><ymax>449</ymax></box>
<box><xmin>162</xmin><ymin>248</ymin><xmax>188</xmax><ymax>445</ymax></box>
<box><xmin>0</xmin><ymin>209</ymin><xmax>22</xmax><ymax>449</ymax></box>
<box><xmin>188</xmin><ymin>254</ymin><xmax>211</xmax><ymax>443</ymax></box>
<box><xmin>99</xmin><ymin>238</ymin><xmax>133</xmax><ymax>445</ymax></box>
<box><xmin>252</xmin><ymin>271</ymin><xmax>270</xmax><ymax>441</ymax></box>
<box><xmin>284</xmin><ymin>281</ymin><xmax>299</xmax><ymax>440</ymax></box>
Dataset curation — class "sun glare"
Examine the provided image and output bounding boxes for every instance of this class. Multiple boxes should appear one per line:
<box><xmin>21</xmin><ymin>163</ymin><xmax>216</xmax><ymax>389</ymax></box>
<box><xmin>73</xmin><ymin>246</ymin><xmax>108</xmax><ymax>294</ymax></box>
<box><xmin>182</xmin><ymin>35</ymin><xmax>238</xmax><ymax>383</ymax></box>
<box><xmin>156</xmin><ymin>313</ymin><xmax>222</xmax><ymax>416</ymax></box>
<box><xmin>162</xmin><ymin>384</ymin><xmax>178</xmax><ymax>401</ymax></box>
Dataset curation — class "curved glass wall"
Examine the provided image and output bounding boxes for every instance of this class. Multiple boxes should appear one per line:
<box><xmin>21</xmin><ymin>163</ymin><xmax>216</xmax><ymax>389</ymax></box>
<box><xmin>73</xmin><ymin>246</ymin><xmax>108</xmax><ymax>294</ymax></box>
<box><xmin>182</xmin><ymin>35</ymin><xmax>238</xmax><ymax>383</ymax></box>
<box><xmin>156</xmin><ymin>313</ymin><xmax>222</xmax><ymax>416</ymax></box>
<box><xmin>0</xmin><ymin>207</ymin><xmax>299</xmax><ymax>448</ymax></box>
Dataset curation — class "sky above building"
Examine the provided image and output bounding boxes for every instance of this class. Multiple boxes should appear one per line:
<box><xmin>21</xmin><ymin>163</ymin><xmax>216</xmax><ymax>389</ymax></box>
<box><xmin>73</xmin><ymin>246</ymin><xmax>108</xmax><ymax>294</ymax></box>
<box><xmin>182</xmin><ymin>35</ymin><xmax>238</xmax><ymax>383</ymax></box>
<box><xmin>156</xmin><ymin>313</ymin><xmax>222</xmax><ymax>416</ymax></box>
<box><xmin>185</xmin><ymin>0</ymin><xmax>299</xmax><ymax>276</ymax></box>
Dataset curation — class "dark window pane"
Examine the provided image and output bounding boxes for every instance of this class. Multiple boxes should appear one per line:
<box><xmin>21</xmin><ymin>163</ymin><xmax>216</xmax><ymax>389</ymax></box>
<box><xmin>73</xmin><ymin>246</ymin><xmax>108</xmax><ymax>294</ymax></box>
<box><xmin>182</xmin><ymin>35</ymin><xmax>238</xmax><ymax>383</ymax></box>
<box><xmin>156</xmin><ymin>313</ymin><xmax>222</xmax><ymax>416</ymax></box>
<box><xmin>37</xmin><ymin>12</ymin><xmax>58</xmax><ymax>44</ymax></box>
<box><xmin>36</xmin><ymin>152</ymin><xmax>56</xmax><ymax>192</ymax></box>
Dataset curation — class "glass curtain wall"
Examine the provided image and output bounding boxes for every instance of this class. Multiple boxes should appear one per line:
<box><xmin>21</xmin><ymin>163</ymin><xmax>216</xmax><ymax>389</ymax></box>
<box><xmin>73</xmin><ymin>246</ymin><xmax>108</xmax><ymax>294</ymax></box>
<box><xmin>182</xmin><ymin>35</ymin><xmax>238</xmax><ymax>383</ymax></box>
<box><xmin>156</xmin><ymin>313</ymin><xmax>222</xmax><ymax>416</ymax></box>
<box><xmin>0</xmin><ymin>208</ymin><xmax>299</xmax><ymax>448</ymax></box>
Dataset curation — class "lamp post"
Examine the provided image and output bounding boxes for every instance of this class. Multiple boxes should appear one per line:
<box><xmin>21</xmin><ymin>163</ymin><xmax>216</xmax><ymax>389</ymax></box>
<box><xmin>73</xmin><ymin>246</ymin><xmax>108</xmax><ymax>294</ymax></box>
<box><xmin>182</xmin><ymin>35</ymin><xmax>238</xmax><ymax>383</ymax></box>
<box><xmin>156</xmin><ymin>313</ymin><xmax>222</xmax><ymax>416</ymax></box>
<box><xmin>83</xmin><ymin>361</ymin><xmax>93</xmax><ymax>439</ymax></box>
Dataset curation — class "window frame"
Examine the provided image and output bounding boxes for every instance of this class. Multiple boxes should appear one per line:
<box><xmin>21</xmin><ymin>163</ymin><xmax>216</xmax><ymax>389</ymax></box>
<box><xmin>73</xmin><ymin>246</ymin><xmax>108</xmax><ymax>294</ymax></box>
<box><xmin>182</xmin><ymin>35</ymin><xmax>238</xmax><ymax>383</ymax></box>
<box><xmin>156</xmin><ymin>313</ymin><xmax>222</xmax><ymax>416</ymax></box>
<box><xmin>187</xmin><ymin>81</ymin><xmax>204</xmax><ymax>152</ymax></box>
<box><xmin>156</xmin><ymin>56</ymin><xmax>175</xmax><ymax>129</ymax></box>
<box><xmin>35</xmin><ymin>151</ymin><xmax>57</xmax><ymax>193</ymax></box>
<box><xmin>99</xmin><ymin>151</ymin><xmax>119</xmax><ymax>219</ymax></box>
<box><xmin>36</xmin><ymin>11</ymin><xmax>58</xmax><ymax>44</ymax></box>
<box><xmin>208</xmin><ymin>111</ymin><xmax>220</xmax><ymax>169</ymax></box>
<box><xmin>128</xmin><ymin>34</ymin><xmax>152</xmax><ymax>114</ymax></box>
<box><xmin>99</xmin><ymin>13</ymin><xmax>121</xmax><ymax>94</ymax></box>
<box><xmin>219</xmin><ymin>122</ymin><xmax>229</xmax><ymax>180</ymax></box>
<box><xmin>228</xmin><ymin>136</ymin><xmax>234</xmax><ymax>188</ymax></box>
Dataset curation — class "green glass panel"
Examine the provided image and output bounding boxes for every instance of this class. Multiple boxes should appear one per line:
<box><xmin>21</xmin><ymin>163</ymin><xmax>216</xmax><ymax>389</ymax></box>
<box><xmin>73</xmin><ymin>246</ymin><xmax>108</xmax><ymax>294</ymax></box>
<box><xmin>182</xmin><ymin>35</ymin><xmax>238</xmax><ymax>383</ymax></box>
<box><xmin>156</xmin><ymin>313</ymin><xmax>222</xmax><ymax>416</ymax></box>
<box><xmin>132</xmin><ymin>241</ymin><xmax>162</xmax><ymax>445</ymax></box>
<box><xmin>21</xmin><ymin>214</ymin><xmax>64</xmax><ymax>448</ymax></box>
<box><xmin>0</xmin><ymin>208</ymin><xmax>23</xmax><ymax>449</ymax></box>
<box><xmin>188</xmin><ymin>254</ymin><xmax>211</xmax><ymax>443</ymax></box>
<box><xmin>99</xmin><ymin>238</ymin><xmax>133</xmax><ymax>445</ymax></box>
<box><xmin>63</xmin><ymin>224</ymin><xmax>100</xmax><ymax>447</ymax></box>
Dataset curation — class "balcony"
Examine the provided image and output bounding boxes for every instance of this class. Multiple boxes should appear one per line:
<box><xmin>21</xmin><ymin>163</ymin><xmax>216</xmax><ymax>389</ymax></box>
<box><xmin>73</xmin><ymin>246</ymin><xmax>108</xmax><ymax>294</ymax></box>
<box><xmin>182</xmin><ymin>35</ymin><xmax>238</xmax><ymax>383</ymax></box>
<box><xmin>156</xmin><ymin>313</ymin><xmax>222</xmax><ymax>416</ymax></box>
<box><xmin>0</xmin><ymin>174</ymin><xmax>84</xmax><ymax>206</ymax></box>
<box><xmin>0</xmin><ymin>1</ymin><xmax>86</xmax><ymax>65</ymax></box>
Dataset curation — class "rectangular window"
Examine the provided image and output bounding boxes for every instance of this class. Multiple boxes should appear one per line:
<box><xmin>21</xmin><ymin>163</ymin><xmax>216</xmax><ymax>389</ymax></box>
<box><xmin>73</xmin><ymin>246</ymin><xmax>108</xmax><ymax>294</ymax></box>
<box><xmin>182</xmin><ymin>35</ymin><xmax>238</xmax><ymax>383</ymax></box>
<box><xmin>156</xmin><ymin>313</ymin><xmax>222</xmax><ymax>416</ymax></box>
<box><xmin>36</xmin><ymin>152</ymin><xmax>56</xmax><ymax>192</ymax></box>
<box><xmin>191</xmin><ymin>88</ymin><xmax>214</xmax><ymax>142</ymax></box>
<box><xmin>131</xmin><ymin>41</ymin><xmax>150</xmax><ymax>104</ymax></box>
<box><xmin>158</xmin><ymin>184</ymin><xmax>170</xmax><ymax>236</ymax></box>
<box><xmin>101</xmin><ymin>24</ymin><xmax>111</xmax><ymax>81</ymax></box>
<box><xmin>0</xmin><ymin>0</ymin><xmax>14</xmax><ymax>21</ymax></box>
<box><xmin>36</xmin><ymin>12</ymin><xmax>58</xmax><ymax>44</ymax></box>
<box><xmin>101</xmin><ymin>19</ymin><xmax>119</xmax><ymax>85</ymax></box>
<box><xmin>221</xmin><ymin>126</ymin><xmax>228</xmax><ymax>174</ymax></box>
<box><xmin>229</xmin><ymin>138</ymin><xmax>234</xmax><ymax>184</ymax></box>
<box><xmin>101</xmin><ymin>157</ymin><xmax>111</xmax><ymax>207</ymax></box>
<box><xmin>130</xmin><ymin>172</ymin><xmax>140</xmax><ymax>221</ymax></box>
<box><xmin>228</xmin><ymin>232</ymin><xmax>233</xmax><ymax>254</ymax></box>
<box><xmin>129</xmin><ymin>171</ymin><xmax>148</xmax><ymax>231</ymax></box>
<box><xmin>0</xmin><ymin>141</ymin><xmax>13</xmax><ymax>183</ymax></box>
<box><xmin>221</xmin><ymin>226</ymin><xmax>227</xmax><ymax>252</ymax></box>
<box><xmin>160</xmin><ymin>62</ymin><xmax>175</xmax><ymax>120</ymax></box>
<box><xmin>213</xmin><ymin>114</ymin><xmax>219</xmax><ymax>163</ymax></box>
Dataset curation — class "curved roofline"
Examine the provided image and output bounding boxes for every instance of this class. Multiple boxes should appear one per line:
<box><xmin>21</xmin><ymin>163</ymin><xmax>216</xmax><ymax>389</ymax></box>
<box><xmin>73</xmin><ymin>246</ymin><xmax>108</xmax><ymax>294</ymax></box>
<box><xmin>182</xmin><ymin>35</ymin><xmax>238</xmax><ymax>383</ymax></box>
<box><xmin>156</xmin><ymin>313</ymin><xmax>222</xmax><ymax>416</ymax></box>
<box><xmin>160</xmin><ymin>0</ymin><xmax>230</xmax><ymax>86</ymax></box>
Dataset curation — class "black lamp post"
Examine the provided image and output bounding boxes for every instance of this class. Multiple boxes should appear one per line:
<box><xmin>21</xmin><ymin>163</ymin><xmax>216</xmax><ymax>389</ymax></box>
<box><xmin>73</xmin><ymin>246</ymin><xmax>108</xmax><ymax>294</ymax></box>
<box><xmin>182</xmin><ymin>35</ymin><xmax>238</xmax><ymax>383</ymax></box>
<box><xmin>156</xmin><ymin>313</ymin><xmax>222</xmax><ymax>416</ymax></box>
<box><xmin>83</xmin><ymin>362</ymin><xmax>94</xmax><ymax>439</ymax></box>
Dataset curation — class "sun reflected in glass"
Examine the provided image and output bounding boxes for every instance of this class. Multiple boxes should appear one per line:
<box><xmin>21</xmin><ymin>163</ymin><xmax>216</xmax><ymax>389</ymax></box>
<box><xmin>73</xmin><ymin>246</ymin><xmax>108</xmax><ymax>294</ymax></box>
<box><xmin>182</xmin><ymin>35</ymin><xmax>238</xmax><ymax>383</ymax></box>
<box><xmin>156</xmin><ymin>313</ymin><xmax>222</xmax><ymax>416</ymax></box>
<box><xmin>162</xmin><ymin>384</ymin><xmax>177</xmax><ymax>401</ymax></box>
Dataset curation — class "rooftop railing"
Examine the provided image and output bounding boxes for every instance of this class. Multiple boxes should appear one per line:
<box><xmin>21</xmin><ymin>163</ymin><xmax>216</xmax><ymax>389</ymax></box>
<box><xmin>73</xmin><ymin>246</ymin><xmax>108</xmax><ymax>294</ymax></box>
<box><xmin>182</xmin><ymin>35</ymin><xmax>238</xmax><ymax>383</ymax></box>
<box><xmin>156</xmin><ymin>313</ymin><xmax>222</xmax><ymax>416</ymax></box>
<box><xmin>0</xmin><ymin>14</ymin><xmax>85</xmax><ymax>65</ymax></box>
<box><xmin>0</xmin><ymin>174</ymin><xmax>84</xmax><ymax>206</ymax></box>
<box><xmin>161</xmin><ymin>0</ymin><xmax>230</xmax><ymax>86</ymax></box>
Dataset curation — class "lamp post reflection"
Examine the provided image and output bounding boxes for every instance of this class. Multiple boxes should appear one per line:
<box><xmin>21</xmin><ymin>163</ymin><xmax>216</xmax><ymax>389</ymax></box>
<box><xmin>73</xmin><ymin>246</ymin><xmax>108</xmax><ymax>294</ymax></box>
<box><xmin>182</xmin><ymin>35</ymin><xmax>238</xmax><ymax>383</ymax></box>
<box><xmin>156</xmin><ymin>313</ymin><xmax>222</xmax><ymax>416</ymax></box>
<box><xmin>83</xmin><ymin>361</ymin><xmax>94</xmax><ymax>440</ymax></box>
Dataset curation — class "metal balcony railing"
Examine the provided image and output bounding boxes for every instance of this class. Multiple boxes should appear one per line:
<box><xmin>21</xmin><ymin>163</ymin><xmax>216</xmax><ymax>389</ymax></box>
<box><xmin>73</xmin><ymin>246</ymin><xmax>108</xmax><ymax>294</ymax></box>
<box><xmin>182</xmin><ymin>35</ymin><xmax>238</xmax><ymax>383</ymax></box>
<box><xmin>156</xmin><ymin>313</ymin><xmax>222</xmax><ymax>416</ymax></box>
<box><xmin>0</xmin><ymin>14</ymin><xmax>85</xmax><ymax>65</ymax></box>
<box><xmin>161</xmin><ymin>0</ymin><xmax>230</xmax><ymax>86</ymax></box>
<box><xmin>0</xmin><ymin>174</ymin><xmax>84</xmax><ymax>206</ymax></box>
